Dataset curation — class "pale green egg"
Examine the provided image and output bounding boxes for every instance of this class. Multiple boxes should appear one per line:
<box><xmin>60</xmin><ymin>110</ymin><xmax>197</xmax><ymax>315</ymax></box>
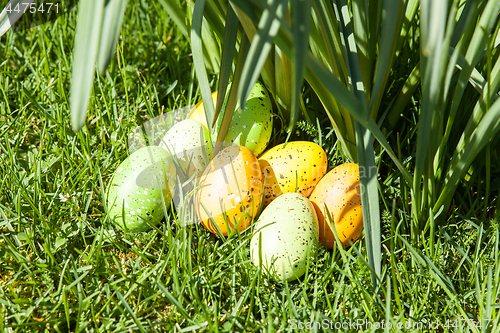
<box><xmin>212</xmin><ymin>81</ymin><xmax>273</xmax><ymax>157</ymax></box>
<box><xmin>106</xmin><ymin>146</ymin><xmax>174</xmax><ymax>233</ymax></box>
<box><xmin>250</xmin><ymin>192</ymin><xmax>319</xmax><ymax>281</ymax></box>
<box><xmin>159</xmin><ymin>119</ymin><xmax>212</xmax><ymax>179</ymax></box>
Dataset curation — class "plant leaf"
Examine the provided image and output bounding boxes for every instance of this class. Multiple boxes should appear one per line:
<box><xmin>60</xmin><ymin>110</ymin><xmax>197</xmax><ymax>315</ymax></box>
<box><xmin>367</xmin><ymin>0</ymin><xmax>406</xmax><ymax>119</ymax></box>
<box><xmin>70</xmin><ymin>0</ymin><xmax>105</xmax><ymax>132</ymax></box>
<box><xmin>191</xmin><ymin>0</ymin><xmax>215</xmax><ymax>133</ymax></box>
<box><xmin>337</xmin><ymin>0</ymin><xmax>381</xmax><ymax>289</ymax></box>
<box><xmin>289</xmin><ymin>0</ymin><xmax>312</xmax><ymax>132</ymax></box>
<box><xmin>97</xmin><ymin>0</ymin><xmax>127</xmax><ymax>76</ymax></box>
<box><xmin>157</xmin><ymin>282</ymin><xmax>193</xmax><ymax>322</ymax></box>
<box><xmin>158</xmin><ymin>0</ymin><xmax>189</xmax><ymax>37</ymax></box>
<box><xmin>215</xmin><ymin>35</ymin><xmax>251</xmax><ymax>155</ymax></box>
<box><xmin>413</xmin><ymin>0</ymin><xmax>448</xmax><ymax>221</ymax></box>
<box><xmin>435</xmin><ymin>97</ymin><xmax>500</xmax><ymax>212</ymax></box>
<box><xmin>115</xmin><ymin>290</ymin><xmax>146</xmax><ymax>333</ymax></box>
<box><xmin>230</xmin><ymin>0</ymin><xmax>277</xmax><ymax>99</ymax></box>
<box><xmin>238</xmin><ymin>0</ymin><xmax>287</xmax><ymax>111</ymax></box>
<box><xmin>213</xmin><ymin>2</ymin><xmax>239</xmax><ymax>126</ymax></box>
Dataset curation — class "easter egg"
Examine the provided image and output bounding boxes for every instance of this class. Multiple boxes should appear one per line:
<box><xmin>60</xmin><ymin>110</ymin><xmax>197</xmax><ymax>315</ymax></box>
<box><xmin>258</xmin><ymin>141</ymin><xmax>327</xmax><ymax>206</ymax></box>
<box><xmin>188</xmin><ymin>91</ymin><xmax>218</xmax><ymax>128</ymax></box>
<box><xmin>159</xmin><ymin>119</ymin><xmax>212</xmax><ymax>179</ymax></box>
<box><xmin>106</xmin><ymin>146</ymin><xmax>174</xmax><ymax>233</ymax></box>
<box><xmin>250</xmin><ymin>192</ymin><xmax>319</xmax><ymax>281</ymax></box>
<box><xmin>196</xmin><ymin>145</ymin><xmax>262</xmax><ymax>235</ymax></box>
<box><xmin>309</xmin><ymin>163</ymin><xmax>363</xmax><ymax>248</ymax></box>
<box><xmin>212</xmin><ymin>81</ymin><xmax>273</xmax><ymax>156</ymax></box>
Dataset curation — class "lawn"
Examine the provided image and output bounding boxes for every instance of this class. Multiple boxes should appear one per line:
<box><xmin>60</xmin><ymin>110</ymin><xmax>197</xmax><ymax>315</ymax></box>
<box><xmin>1</xmin><ymin>0</ymin><xmax>500</xmax><ymax>332</ymax></box>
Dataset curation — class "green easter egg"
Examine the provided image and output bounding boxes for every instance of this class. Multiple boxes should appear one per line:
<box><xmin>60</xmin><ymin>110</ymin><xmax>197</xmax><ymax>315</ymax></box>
<box><xmin>213</xmin><ymin>81</ymin><xmax>273</xmax><ymax>156</ymax></box>
<box><xmin>106</xmin><ymin>146</ymin><xmax>174</xmax><ymax>233</ymax></box>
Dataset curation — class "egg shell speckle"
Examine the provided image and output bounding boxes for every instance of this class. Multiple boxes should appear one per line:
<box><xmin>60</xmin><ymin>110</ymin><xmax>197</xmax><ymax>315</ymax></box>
<box><xmin>159</xmin><ymin>119</ymin><xmax>212</xmax><ymax>179</ymax></box>
<box><xmin>309</xmin><ymin>163</ymin><xmax>363</xmax><ymax>248</ymax></box>
<box><xmin>106</xmin><ymin>146</ymin><xmax>174</xmax><ymax>233</ymax></box>
<box><xmin>250</xmin><ymin>192</ymin><xmax>319</xmax><ymax>281</ymax></box>
<box><xmin>258</xmin><ymin>141</ymin><xmax>328</xmax><ymax>206</ymax></box>
<box><xmin>196</xmin><ymin>145</ymin><xmax>262</xmax><ymax>235</ymax></box>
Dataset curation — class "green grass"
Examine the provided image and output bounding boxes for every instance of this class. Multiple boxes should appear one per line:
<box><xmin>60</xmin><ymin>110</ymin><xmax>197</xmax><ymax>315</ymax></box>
<box><xmin>1</xmin><ymin>1</ymin><xmax>500</xmax><ymax>332</ymax></box>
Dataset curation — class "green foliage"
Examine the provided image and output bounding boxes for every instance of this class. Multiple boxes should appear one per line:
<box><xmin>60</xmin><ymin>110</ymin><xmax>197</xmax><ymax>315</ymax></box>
<box><xmin>2</xmin><ymin>0</ymin><xmax>500</xmax><ymax>331</ymax></box>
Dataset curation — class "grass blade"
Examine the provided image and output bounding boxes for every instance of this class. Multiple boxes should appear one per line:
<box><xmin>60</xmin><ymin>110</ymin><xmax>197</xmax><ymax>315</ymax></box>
<box><xmin>435</xmin><ymin>97</ymin><xmax>500</xmax><ymax>212</ymax></box>
<box><xmin>158</xmin><ymin>0</ymin><xmax>189</xmax><ymax>37</ymax></box>
<box><xmin>304</xmin><ymin>55</ymin><xmax>411</xmax><ymax>185</ymax></box>
<box><xmin>309</xmin><ymin>0</ymin><xmax>356</xmax><ymax>159</ymax></box>
<box><xmin>157</xmin><ymin>282</ymin><xmax>192</xmax><ymax>322</ymax></box>
<box><xmin>213</xmin><ymin>3</ymin><xmax>239</xmax><ymax>126</ymax></box>
<box><xmin>97</xmin><ymin>0</ymin><xmax>127</xmax><ymax>76</ymax></box>
<box><xmin>337</xmin><ymin>0</ymin><xmax>381</xmax><ymax>288</ymax></box>
<box><xmin>354</xmin><ymin>122</ymin><xmax>381</xmax><ymax>287</ymax></box>
<box><xmin>367</xmin><ymin>0</ymin><xmax>406</xmax><ymax>119</ymax></box>
<box><xmin>191</xmin><ymin>0</ymin><xmax>215</xmax><ymax>133</ymax></box>
<box><xmin>413</xmin><ymin>0</ymin><xmax>448</xmax><ymax>223</ymax></box>
<box><xmin>238</xmin><ymin>0</ymin><xmax>287</xmax><ymax>111</ymax></box>
<box><xmin>386</xmin><ymin>63</ymin><xmax>420</xmax><ymax>129</ymax></box>
<box><xmin>115</xmin><ymin>290</ymin><xmax>146</xmax><ymax>333</ymax></box>
<box><xmin>214</xmin><ymin>35</ymin><xmax>251</xmax><ymax>155</ymax></box>
<box><xmin>230</xmin><ymin>0</ymin><xmax>277</xmax><ymax>99</ymax></box>
<box><xmin>311</xmin><ymin>0</ymin><xmax>348</xmax><ymax>83</ymax></box>
<box><xmin>350</xmin><ymin>0</ymin><xmax>372</xmax><ymax>99</ymax></box>
<box><xmin>289</xmin><ymin>0</ymin><xmax>313</xmax><ymax>132</ymax></box>
<box><xmin>70</xmin><ymin>0</ymin><xmax>105</xmax><ymax>132</ymax></box>
<box><xmin>435</xmin><ymin>0</ymin><xmax>500</xmax><ymax>185</ymax></box>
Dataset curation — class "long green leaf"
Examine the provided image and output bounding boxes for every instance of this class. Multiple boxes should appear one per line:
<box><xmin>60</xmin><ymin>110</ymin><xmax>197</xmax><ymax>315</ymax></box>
<box><xmin>354</xmin><ymin>121</ymin><xmax>381</xmax><ymax>288</ymax></box>
<box><xmin>350</xmin><ymin>0</ymin><xmax>372</xmax><ymax>101</ymax></box>
<box><xmin>97</xmin><ymin>0</ymin><xmax>128</xmax><ymax>76</ymax></box>
<box><xmin>311</xmin><ymin>0</ymin><xmax>348</xmax><ymax>83</ymax></box>
<box><xmin>238</xmin><ymin>0</ymin><xmax>287</xmax><ymax>111</ymax></box>
<box><xmin>304</xmin><ymin>55</ymin><xmax>412</xmax><ymax>185</ymax></box>
<box><xmin>337</xmin><ymin>0</ymin><xmax>381</xmax><ymax>289</ymax></box>
<box><xmin>367</xmin><ymin>0</ymin><xmax>406</xmax><ymax>120</ymax></box>
<box><xmin>413</xmin><ymin>0</ymin><xmax>448</xmax><ymax>223</ymax></box>
<box><xmin>309</xmin><ymin>0</ymin><xmax>355</xmax><ymax>159</ymax></box>
<box><xmin>191</xmin><ymin>0</ymin><xmax>216</xmax><ymax>133</ymax></box>
<box><xmin>435</xmin><ymin>97</ymin><xmax>500</xmax><ymax>212</ymax></box>
<box><xmin>230</xmin><ymin>0</ymin><xmax>277</xmax><ymax>99</ymax></box>
<box><xmin>157</xmin><ymin>282</ymin><xmax>193</xmax><ymax>322</ymax></box>
<box><xmin>434</xmin><ymin>0</ymin><xmax>500</xmax><ymax>186</ymax></box>
<box><xmin>289</xmin><ymin>0</ymin><xmax>313</xmax><ymax>132</ymax></box>
<box><xmin>115</xmin><ymin>290</ymin><xmax>146</xmax><ymax>333</ymax></box>
<box><xmin>214</xmin><ymin>35</ymin><xmax>251</xmax><ymax>155</ymax></box>
<box><xmin>386</xmin><ymin>63</ymin><xmax>420</xmax><ymax>129</ymax></box>
<box><xmin>201</xmin><ymin>0</ymin><xmax>226</xmax><ymax>41</ymax></box>
<box><xmin>158</xmin><ymin>0</ymin><xmax>189</xmax><ymax>37</ymax></box>
<box><xmin>213</xmin><ymin>2</ymin><xmax>239</xmax><ymax>126</ymax></box>
<box><xmin>70</xmin><ymin>0</ymin><xmax>105</xmax><ymax>132</ymax></box>
<box><xmin>201</xmin><ymin>16</ymin><xmax>222</xmax><ymax>74</ymax></box>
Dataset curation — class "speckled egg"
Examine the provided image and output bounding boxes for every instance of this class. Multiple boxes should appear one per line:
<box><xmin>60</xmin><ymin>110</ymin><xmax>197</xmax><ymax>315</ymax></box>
<box><xmin>188</xmin><ymin>91</ymin><xmax>218</xmax><ymax>128</ymax></box>
<box><xmin>212</xmin><ymin>82</ymin><xmax>273</xmax><ymax>156</ymax></box>
<box><xmin>309</xmin><ymin>163</ymin><xmax>363</xmax><ymax>248</ymax></box>
<box><xmin>250</xmin><ymin>192</ymin><xmax>319</xmax><ymax>281</ymax></box>
<box><xmin>196</xmin><ymin>145</ymin><xmax>262</xmax><ymax>235</ymax></box>
<box><xmin>258</xmin><ymin>141</ymin><xmax>328</xmax><ymax>206</ymax></box>
<box><xmin>106</xmin><ymin>146</ymin><xmax>174</xmax><ymax>233</ymax></box>
<box><xmin>159</xmin><ymin>119</ymin><xmax>212</xmax><ymax>179</ymax></box>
